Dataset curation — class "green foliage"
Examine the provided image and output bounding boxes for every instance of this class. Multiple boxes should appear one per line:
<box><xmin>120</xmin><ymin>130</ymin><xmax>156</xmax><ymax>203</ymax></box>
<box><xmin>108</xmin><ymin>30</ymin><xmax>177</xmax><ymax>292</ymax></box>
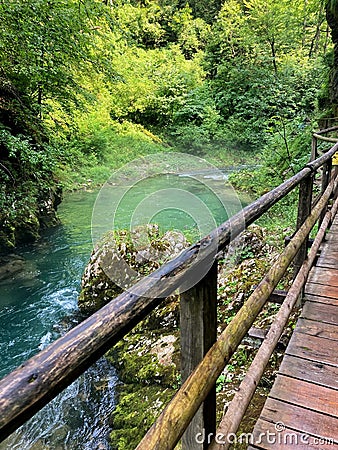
<box><xmin>109</xmin><ymin>45</ymin><xmax>204</xmax><ymax>127</ymax></box>
<box><xmin>0</xmin><ymin>0</ymin><xmax>108</xmax><ymax>115</ymax></box>
<box><xmin>0</xmin><ymin>0</ymin><xmax>334</xmax><ymax>249</ymax></box>
<box><xmin>110</xmin><ymin>384</ymin><xmax>176</xmax><ymax>450</ymax></box>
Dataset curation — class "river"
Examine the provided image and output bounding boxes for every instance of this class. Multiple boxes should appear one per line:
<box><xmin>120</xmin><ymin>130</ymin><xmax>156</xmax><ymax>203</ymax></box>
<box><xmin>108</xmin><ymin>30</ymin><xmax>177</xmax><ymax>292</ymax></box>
<box><xmin>0</xmin><ymin>166</ymin><xmax>248</xmax><ymax>449</ymax></box>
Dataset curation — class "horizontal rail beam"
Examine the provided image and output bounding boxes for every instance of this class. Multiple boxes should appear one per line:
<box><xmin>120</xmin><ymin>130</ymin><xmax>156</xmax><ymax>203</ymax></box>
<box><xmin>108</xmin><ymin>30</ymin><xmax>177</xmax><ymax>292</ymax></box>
<box><xmin>313</xmin><ymin>133</ymin><xmax>338</xmax><ymax>143</ymax></box>
<box><xmin>0</xmin><ymin>145</ymin><xmax>337</xmax><ymax>441</ymax></box>
<box><xmin>313</xmin><ymin>124</ymin><xmax>338</xmax><ymax>135</ymax></box>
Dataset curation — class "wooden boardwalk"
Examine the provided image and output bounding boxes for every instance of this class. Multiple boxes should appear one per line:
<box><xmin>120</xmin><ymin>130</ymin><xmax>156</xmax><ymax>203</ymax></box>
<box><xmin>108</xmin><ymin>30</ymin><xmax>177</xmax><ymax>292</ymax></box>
<box><xmin>249</xmin><ymin>214</ymin><xmax>338</xmax><ymax>449</ymax></box>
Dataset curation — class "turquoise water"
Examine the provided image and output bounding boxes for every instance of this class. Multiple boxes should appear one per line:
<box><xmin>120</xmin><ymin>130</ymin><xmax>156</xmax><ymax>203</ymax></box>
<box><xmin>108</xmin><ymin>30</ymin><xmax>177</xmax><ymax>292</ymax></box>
<box><xmin>0</xmin><ymin>169</ymin><xmax>248</xmax><ymax>449</ymax></box>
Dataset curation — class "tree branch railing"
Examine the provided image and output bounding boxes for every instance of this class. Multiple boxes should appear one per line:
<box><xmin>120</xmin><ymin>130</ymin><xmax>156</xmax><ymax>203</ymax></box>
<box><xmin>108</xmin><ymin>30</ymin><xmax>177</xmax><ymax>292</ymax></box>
<box><xmin>0</xmin><ymin>138</ymin><xmax>337</xmax><ymax>448</ymax></box>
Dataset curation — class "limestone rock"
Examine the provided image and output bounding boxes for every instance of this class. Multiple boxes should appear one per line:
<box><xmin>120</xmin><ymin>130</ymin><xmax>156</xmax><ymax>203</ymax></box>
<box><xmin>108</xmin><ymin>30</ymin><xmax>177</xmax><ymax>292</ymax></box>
<box><xmin>78</xmin><ymin>224</ymin><xmax>189</xmax><ymax>314</ymax></box>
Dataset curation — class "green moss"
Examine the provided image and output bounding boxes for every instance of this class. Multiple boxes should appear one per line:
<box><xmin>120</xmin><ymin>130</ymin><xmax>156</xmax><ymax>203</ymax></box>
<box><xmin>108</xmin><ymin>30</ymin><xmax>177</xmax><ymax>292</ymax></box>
<box><xmin>110</xmin><ymin>384</ymin><xmax>176</xmax><ymax>450</ymax></box>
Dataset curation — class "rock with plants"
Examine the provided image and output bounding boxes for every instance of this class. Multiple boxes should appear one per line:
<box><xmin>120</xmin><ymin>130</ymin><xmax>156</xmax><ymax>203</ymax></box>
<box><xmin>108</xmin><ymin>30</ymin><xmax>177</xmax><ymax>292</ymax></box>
<box><xmin>79</xmin><ymin>224</ymin><xmax>189</xmax><ymax>449</ymax></box>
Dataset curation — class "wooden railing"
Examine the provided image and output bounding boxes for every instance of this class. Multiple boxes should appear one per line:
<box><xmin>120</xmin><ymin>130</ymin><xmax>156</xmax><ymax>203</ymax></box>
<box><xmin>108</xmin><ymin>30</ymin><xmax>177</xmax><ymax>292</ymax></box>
<box><xmin>0</xmin><ymin>135</ymin><xmax>338</xmax><ymax>449</ymax></box>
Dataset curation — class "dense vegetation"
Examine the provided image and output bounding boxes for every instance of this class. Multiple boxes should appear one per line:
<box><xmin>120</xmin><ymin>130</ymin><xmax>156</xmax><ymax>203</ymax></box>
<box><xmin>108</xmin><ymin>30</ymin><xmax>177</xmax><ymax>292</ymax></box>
<box><xmin>0</xmin><ymin>0</ymin><xmax>337</xmax><ymax>251</ymax></box>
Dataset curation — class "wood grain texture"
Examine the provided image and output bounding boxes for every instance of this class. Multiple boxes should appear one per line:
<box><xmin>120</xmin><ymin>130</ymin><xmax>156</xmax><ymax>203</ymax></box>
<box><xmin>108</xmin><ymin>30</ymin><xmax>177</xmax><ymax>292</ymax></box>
<box><xmin>278</xmin><ymin>354</ymin><xmax>338</xmax><ymax>389</ymax></box>
<box><xmin>259</xmin><ymin>398</ymin><xmax>338</xmax><ymax>443</ymax></box>
<box><xmin>180</xmin><ymin>263</ymin><xmax>217</xmax><ymax>450</ymax></box>
<box><xmin>286</xmin><ymin>331</ymin><xmax>338</xmax><ymax>366</ymax></box>
<box><xmin>300</xmin><ymin>301</ymin><xmax>338</xmax><ymax>325</ymax></box>
<box><xmin>269</xmin><ymin>375</ymin><xmax>338</xmax><ymax>417</ymax></box>
<box><xmin>251</xmin><ymin>415</ymin><xmax>337</xmax><ymax>449</ymax></box>
<box><xmin>303</xmin><ymin>293</ymin><xmax>338</xmax><ymax>306</ymax></box>
<box><xmin>305</xmin><ymin>282</ymin><xmax>338</xmax><ymax>299</ymax></box>
<box><xmin>295</xmin><ymin>317</ymin><xmax>338</xmax><ymax>340</ymax></box>
<box><xmin>307</xmin><ymin>267</ymin><xmax>338</xmax><ymax>287</ymax></box>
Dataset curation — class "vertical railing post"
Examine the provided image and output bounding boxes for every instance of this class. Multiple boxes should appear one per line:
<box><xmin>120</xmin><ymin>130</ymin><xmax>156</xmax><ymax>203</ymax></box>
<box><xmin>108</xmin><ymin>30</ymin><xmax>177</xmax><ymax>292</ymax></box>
<box><xmin>294</xmin><ymin>172</ymin><xmax>314</xmax><ymax>279</ymax></box>
<box><xmin>319</xmin><ymin>158</ymin><xmax>332</xmax><ymax>227</ymax></box>
<box><xmin>311</xmin><ymin>135</ymin><xmax>318</xmax><ymax>161</ymax></box>
<box><xmin>180</xmin><ymin>262</ymin><xmax>217</xmax><ymax>450</ymax></box>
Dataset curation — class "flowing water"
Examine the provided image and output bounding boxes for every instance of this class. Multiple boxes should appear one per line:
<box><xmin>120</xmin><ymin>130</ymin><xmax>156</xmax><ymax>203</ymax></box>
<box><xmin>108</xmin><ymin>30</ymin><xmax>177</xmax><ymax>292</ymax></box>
<box><xmin>0</xmin><ymin>168</ymin><xmax>248</xmax><ymax>449</ymax></box>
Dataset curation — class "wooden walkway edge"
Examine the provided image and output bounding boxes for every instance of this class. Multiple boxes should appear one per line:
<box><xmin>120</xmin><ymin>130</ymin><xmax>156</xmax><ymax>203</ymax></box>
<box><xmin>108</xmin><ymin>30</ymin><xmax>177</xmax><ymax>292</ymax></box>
<box><xmin>249</xmin><ymin>214</ymin><xmax>338</xmax><ymax>449</ymax></box>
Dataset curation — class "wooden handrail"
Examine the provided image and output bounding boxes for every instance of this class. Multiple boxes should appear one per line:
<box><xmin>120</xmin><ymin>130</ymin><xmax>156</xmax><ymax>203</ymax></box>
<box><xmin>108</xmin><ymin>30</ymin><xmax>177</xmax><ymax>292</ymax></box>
<box><xmin>209</xmin><ymin>190</ymin><xmax>338</xmax><ymax>450</ymax></box>
<box><xmin>136</xmin><ymin>175</ymin><xmax>338</xmax><ymax>450</ymax></box>
<box><xmin>313</xmin><ymin>133</ymin><xmax>338</xmax><ymax>143</ymax></box>
<box><xmin>0</xmin><ymin>142</ymin><xmax>337</xmax><ymax>443</ymax></box>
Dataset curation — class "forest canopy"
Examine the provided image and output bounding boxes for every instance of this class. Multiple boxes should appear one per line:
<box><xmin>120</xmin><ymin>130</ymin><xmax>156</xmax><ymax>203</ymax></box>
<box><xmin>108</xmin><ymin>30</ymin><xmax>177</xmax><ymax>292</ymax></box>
<box><xmin>0</xmin><ymin>0</ymin><xmax>336</xmax><ymax>251</ymax></box>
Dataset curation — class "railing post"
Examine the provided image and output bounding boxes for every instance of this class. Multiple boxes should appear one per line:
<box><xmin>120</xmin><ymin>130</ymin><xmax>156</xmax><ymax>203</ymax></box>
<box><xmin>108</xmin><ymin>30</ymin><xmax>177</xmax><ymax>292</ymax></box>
<box><xmin>319</xmin><ymin>158</ymin><xmax>332</xmax><ymax>227</ymax></box>
<box><xmin>311</xmin><ymin>135</ymin><xmax>318</xmax><ymax>161</ymax></box>
<box><xmin>294</xmin><ymin>173</ymin><xmax>314</xmax><ymax>279</ymax></box>
<box><xmin>180</xmin><ymin>262</ymin><xmax>217</xmax><ymax>450</ymax></box>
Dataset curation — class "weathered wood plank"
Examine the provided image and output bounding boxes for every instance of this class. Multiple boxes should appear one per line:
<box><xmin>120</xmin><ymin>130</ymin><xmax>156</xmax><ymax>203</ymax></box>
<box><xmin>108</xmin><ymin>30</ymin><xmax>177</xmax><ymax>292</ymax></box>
<box><xmin>307</xmin><ymin>267</ymin><xmax>338</xmax><ymax>287</ymax></box>
<box><xmin>251</xmin><ymin>415</ymin><xmax>337</xmax><ymax>449</ymax></box>
<box><xmin>294</xmin><ymin>174</ymin><xmax>314</xmax><ymax>274</ymax></box>
<box><xmin>322</xmin><ymin>232</ymin><xmax>338</xmax><ymax>241</ymax></box>
<box><xmin>259</xmin><ymin>398</ymin><xmax>338</xmax><ymax>442</ymax></box>
<box><xmin>305</xmin><ymin>282</ymin><xmax>338</xmax><ymax>299</ymax></box>
<box><xmin>295</xmin><ymin>317</ymin><xmax>338</xmax><ymax>341</ymax></box>
<box><xmin>300</xmin><ymin>301</ymin><xmax>338</xmax><ymax>325</ymax></box>
<box><xmin>286</xmin><ymin>331</ymin><xmax>338</xmax><ymax>366</ymax></box>
<box><xmin>316</xmin><ymin>258</ymin><xmax>338</xmax><ymax>269</ymax></box>
<box><xmin>317</xmin><ymin>247</ymin><xmax>338</xmax><ymax>258</ymax></box>
<box><xmin>303</xmin><ymin>293</ymin><xmax>338</xmax><ymax>306</ymax></box>
<box><xmin>269</xmin><ymin>375</ymin><xmax>338</xmax><ymax>417</ymax></box>
<box><xmin>278</xmin><ymin>354</ymin><xmax>338</xmax><ymax>389</ymax></box>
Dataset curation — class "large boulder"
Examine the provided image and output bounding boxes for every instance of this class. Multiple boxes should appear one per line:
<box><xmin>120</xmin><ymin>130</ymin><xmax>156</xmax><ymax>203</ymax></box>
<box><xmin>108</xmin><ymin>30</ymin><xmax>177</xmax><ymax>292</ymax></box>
<box><xmin>78</xmin><ymin>224</ymin><xmax>188</xmax><ymax>314</ymax></box>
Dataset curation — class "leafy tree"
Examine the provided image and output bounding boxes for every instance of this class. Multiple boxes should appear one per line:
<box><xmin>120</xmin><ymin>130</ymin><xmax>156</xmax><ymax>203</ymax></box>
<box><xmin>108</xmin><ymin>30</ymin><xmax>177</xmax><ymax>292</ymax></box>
<box><xmin>326</xmin><ymin>0</ymin><xmax>338</xmax><ymax>107</ymax></box>
<box><xmin>0</xmin><ymin>0</ymin><xmax>107</xmax><ymax>119</ymax></box>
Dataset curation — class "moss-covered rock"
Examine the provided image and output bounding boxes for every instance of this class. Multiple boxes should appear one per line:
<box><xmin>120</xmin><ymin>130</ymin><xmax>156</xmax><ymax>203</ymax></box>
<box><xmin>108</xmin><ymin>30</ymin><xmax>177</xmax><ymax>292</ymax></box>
<box><xmin>109</xmin><ymin>384</ymin><xmax>177</xmax><ymax>450</ymax></box>
<box><xmin>106</xmin><ymin>298</ymin><xmax>181</xmax><ymax>450</ymax></box>
<box><xmin>78</xmin><ymin>225</ymin><xmax>189</xmax><ymax>449</ymax></box>
<box><xmin>78</xmin><ymin>224</ymin><xmax>188</xmax><ymax>314</ymax></box>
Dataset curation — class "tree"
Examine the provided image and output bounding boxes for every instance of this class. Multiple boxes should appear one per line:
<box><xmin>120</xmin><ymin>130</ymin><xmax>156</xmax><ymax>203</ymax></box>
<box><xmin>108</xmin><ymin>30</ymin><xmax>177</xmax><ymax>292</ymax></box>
<box><xmin>326</xmin><ymin>0</ymin><xmax>338</xmax><ymax>107</ymax></box>
<box><xmin>0</xmin><ymin>0</ymin><xmax>105</xmax><ymax>119</ymax></box>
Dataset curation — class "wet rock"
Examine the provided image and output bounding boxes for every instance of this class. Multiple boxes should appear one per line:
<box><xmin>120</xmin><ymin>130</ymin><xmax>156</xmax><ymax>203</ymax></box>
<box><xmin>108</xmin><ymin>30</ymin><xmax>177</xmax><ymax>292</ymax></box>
<box><xmin>0</xmin><ymin>254</ymin><xmax>40</xmax><ymax>285</ymax></box>
<box><xmin>0</xmin><ymin>254</ymin><xmax>25</xmax><ymax>280</ymax></box>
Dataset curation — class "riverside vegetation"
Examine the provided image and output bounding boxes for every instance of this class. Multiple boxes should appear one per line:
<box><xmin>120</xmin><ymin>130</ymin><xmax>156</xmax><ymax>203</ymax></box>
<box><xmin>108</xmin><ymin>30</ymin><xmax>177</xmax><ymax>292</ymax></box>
<box><xmin>2</xmin><ymin>0</ymin><xmax>338</xmax><ymax>251</ymax></box>
<box><xmin>2</xmin><ymin>0</ymin><xmax>338</xmax><ymax>449</ymax></box>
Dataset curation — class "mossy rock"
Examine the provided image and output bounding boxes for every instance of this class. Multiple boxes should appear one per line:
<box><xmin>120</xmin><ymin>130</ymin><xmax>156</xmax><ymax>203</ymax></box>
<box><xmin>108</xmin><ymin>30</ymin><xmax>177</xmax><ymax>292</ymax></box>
<box><xmin>110</xmin><ymin>384</ymin><xmax>176</xmax><ymax>450</ymax></box>
<box><xmin>78</xmin><ymin>224</ymin><xmax>188</xmax><ymax>314</ymax></box>
<box><xmin>78</xmin><ymin>225</ymin><xmax>189</xmax><ymax>448</ymax></box>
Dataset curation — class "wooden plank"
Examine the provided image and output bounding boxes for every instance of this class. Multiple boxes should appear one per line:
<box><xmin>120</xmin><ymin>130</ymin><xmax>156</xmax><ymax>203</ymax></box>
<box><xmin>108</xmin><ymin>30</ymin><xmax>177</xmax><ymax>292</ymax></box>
<box><xmin>259</xmin><ymin>398</ymin><xmax>338</xmax><ymax>443</ymax></box>
<box><xmin>317</xmin><ymin>248</ymin><xmax>338</xmax><ymax>258</ymax></box>
<box><xmin>316</xmin><ymin>258</ymin><xmax>338</xmax><ymax>269</ymax></box>
<box><xmin>323</xmin><ymin>233</ymin><xmax>338</xmax><ymax>241</ymax></box>
<box><xmin>286</xmin><ymin>331</ymin><xmax>338</xmax><ymax>366</ymax></box>
<box><xmin>303</xmin><ymin>293</ymin><xmax>338</xmax><ymax>306</ymax></box>
<box><xmin>251</xmin><ymin>416</ymin><xmax>337</xmax><ymax>449</ymax></box>
<box><xmin>300</xmin><ymin>301</ymin><xmax>338</xmax><ymax>325</ymax></box>
<box><xmin>269</xmin><ymin>375</ymin><xmax>338</xmax><ymax>417</ymax></box>
<box><xmin>305</xmin><ymin>282</ymin><xmax>338</xmax><ymax>299</ymax></box>
<box><xmin>278</xmin><ymin>354</ymin><xmax>338</xmax><ymax>389</ymax></box>
<box><xmin>295</xmin><ymin>317</ymin><xmax>338</xmax><ymax>341</ymax></box>
<box><xmin>307</xmin><ymin>267</ymin><xmax>338</xmax><ymax>287</ymax></box>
